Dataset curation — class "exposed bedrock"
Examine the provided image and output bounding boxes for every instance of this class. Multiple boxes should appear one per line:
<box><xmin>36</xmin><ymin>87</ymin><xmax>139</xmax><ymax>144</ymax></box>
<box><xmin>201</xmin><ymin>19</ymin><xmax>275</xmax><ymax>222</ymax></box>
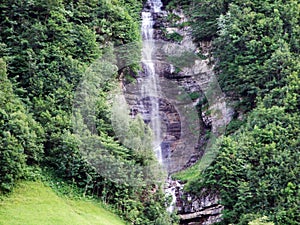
<box><xmin>125</xmin><ymin>3</ymin><xmax>234</xmax><ymax>224</ymax></box>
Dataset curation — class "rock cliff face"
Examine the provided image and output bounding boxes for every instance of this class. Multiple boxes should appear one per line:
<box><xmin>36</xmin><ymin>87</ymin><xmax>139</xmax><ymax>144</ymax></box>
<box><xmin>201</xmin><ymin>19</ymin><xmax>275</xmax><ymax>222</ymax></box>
<box><xmin>126</xmin><ymin>3</ymin><xmax>234</xmax><ymax>224</ymax></box>
<box><xmin>166</xmin><ymin>180</ymin><xmax>223</xmax><ymax>225</ymax></box>
<box><xmin>150</xmin><ymin>8</ymin><xmax>234</xmax><ymax>171</ymax></box>
<box><xmin>126</xmin><ymin>3</ymin><xmax>207</xmax><ymax>173</ymax></box>
<box><xmin>149</xmin><ymin>7</ymin><xmax>234</xmax><ymax>225</ymax></box>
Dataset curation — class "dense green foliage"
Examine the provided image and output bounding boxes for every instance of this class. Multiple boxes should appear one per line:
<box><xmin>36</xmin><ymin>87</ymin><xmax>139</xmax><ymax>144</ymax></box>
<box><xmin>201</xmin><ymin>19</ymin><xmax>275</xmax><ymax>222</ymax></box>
<box><xmin>190</xmin><ymin>0</ymin><xmax>229</xmax><ymax>41</ymax></box>
<box><xmin>0</xmin><ymin>0</ymin><xmax>176</xmax><ymax>224</ymax></box>
<box><xmin>0</xmin><ymin>59</ymin><xmax>44</xmax><ymax>192</ymax></box>
<box><xmin>187</xmin><ymin>74</ymin><xmax>300</xmax><ymax>224</ymax></box>
<box><xmin>214</xmin><ymin>0</ymin><xmax>300</xmax><ymax>111</ymax></box>
<box><xmin>185</xmin><ymin>0</ymin><xmax>300</xmax><ymax>112</ymax></box>
<box><xmin>168</xmin><ymin>0</ymin><xmax>300</xmax><ymax>224</ymax></box>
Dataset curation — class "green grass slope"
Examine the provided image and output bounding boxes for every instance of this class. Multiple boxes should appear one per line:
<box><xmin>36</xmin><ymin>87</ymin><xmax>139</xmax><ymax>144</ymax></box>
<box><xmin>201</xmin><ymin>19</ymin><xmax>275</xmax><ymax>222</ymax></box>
<box><xmin>0</xmin><ymin>181</ymin><xmax>126</xmax><ymax>225</ymax></box>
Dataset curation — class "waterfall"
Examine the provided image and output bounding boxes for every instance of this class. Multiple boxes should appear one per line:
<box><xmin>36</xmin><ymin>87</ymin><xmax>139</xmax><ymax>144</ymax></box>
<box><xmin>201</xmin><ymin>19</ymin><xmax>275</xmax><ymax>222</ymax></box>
<box><xmin>141</xmin><ymin>0</ymin><xmax>180</xmax><ymax>213</ymax></box>
<box><xmin>141</xmin><ymin>0</ymin><xmax>163</xmax><ymax>164</ymax></box>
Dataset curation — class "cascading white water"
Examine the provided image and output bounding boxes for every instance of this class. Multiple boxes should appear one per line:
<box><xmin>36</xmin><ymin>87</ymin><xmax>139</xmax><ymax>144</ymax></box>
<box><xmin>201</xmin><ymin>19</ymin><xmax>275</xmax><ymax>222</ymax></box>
<box><xmin>141</xmin><ymin>0</ymin><xmax>163</xmax><ymax>164</ymax></box>
<box><xmin>152</xmin><ymin>0</ymin><xmax>163</xmax><ymax>13</ymax></box>
<box><xmin>141</xmin><ymin>0</ymin><xmax>179</xmax><ymax>213</ymax></box>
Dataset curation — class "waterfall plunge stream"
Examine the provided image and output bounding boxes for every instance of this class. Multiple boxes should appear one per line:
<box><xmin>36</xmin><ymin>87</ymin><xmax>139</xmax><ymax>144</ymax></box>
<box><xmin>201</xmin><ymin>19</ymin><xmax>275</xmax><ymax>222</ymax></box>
<box><xmin>141</xmin><ymin>0</ymin><xmax>181</xmax><ymax>213</ymax></box>
<box><xmin>141</xmin><ymin>0</ymin><xmax>163</xmax><ymax>164</ymax></box>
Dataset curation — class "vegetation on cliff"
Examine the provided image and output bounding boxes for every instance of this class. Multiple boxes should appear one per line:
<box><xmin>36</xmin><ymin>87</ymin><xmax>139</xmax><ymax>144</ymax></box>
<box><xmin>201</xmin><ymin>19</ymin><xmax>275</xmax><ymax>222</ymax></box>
<box><xmin>169</xmin><ymin>0</ymin><xmax>299</xmax><ymax>224</ymax></box>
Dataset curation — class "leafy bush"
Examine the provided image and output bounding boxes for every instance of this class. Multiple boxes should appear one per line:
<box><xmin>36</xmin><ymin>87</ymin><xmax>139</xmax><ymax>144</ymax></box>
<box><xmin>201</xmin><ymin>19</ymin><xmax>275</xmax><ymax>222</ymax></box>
<box><xmin>214</xmin><ymin>1</ymin><xmax>300</xmax><ymax>111</ymax></box>
<box><xmin>189</xmin><ymin>91</ymin><xmax>200</xmax><ymax>101</ymax></box>
<box><xmin>0</xmin><ymin>59</ymin><xmax>44</xmax><ymax>192</ymax></box>
<box><xmin>191</xmin><ymin>0</ymin><xmax>229</xmax><ymax>41</ymax></box>
<box><xmin>166</xmin><ymin>32</ymin><xmax>184</xmax><ymax>42</ymax></box>
<box><xmin>225</xmin><ymin>119</ymin><xmax>245</xmax><ymax>135</ymax></box>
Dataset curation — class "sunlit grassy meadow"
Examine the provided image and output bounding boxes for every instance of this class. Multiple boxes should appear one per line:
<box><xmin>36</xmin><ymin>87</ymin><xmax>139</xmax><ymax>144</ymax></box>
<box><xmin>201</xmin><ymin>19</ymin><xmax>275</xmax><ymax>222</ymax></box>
<box><xmin>0</xmin><ymin>181</ymin><xmax>126</xmax><ymax>225</ymax></box>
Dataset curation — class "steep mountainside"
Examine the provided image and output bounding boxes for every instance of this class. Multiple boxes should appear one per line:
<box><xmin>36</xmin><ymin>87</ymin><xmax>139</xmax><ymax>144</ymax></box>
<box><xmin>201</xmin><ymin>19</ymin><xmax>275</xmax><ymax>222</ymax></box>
<box><xmin>0</xmin><ymin>0</ymin><xmax>299</xmax><ymax>225</ymax></box>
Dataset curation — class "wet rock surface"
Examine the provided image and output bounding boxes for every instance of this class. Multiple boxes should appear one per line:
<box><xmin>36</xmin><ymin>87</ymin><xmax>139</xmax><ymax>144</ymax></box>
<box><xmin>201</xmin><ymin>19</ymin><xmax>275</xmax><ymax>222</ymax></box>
<box><xmin>166</xmin><ymin>178</ymin><xmax>223</xmax><ymax>225</ymax></box>
<box><xmin>127</xmin><ymin>3</ymin><xmax>235</xmax><ymax>224</ymax></box>
<box><xmin>126</xmin><ymin>3</ymin><xmax>235</xmax><ymax>174</ymax></box>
